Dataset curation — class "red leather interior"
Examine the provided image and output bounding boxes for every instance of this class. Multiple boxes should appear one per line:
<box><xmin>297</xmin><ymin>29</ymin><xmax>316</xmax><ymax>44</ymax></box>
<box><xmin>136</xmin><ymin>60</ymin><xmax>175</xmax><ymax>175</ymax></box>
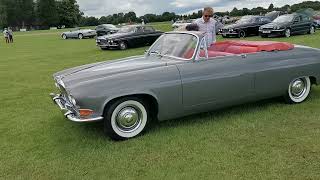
<box><xmin>209</xmin><ymin>40</ymin><xmax>294</xmax><ymax>54</ymax></box>
<box><xmin>183</xmin><ymin>40</ymin><xmax>294</xmax><ymax>59</ymax></box>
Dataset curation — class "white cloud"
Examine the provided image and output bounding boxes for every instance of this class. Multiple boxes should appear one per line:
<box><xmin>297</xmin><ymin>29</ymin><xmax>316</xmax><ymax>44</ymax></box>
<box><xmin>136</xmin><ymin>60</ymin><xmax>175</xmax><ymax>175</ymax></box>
<box><xmin>77</xmin><ymin>0</ymin><xmax>307</xmax><ymax>17</ymax></box>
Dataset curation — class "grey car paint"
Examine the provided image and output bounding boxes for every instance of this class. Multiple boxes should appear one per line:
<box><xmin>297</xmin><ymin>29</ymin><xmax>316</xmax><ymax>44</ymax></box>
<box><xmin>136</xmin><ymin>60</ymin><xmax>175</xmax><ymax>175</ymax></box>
<box><xmin>62</xmin><ymin>28</ymin><xmax>96</xmax><ymax>39</ymax></box>
<box><xmin>52</xmin><ymin>32</ymin><xmax>320</xmax><ymax>122</ymax></box>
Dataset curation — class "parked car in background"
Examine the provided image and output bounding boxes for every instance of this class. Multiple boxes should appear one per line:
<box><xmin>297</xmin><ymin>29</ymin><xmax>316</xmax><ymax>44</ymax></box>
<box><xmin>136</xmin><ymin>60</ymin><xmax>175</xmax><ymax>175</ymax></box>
<box><xmin>50</xmin><ymin>31</ymin><xmax>320</xmax><ymax>140</ymax></box>
<box><xmin>96</xmin><ymin>25</ymin><xmax>163</xmax><ymax>50</ymax></box>
<box><xmin>172</xmin><ymin>19</ymin><xmax>194</xmax><ymax>29</ymax></box>
<box><xmin>259</xmin><ymin>13</ymin><xmax>316</xmax><ymax>38</ymax></box>
<box><xmin>265</xmin><ymin>11</ymin><xmax>286</xmax><ymax>21</ymax></box>
<box><xmin>219</xmin><ymin>16</ymin><xmax>272</xmax><ymax>38</ymax></box>
<box><xmin>61</xmin><ymin>28</ymin><xmax>96</xmax><ymax>39</ymax></box>
<box><xmin>95</xmin><ymin>24</ymin><xmax>119</xmax><ymax>36</ymax></box>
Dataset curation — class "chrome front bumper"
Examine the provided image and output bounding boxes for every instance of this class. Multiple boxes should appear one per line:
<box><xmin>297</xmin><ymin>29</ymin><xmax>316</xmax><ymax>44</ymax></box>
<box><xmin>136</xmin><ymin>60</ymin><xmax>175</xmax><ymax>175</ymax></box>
<box><xmin>50</xmin><ymin>93</ymin><xmax>103</xmax><ymax>122</ymax></box>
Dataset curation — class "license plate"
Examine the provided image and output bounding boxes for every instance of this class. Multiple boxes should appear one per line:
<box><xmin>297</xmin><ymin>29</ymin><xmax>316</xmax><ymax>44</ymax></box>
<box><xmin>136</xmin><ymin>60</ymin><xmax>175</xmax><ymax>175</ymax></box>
<box><xmin>222</xmin><ymin>33</ymin><xmax>227</xmax><ymax>36</ymax></box>
<box><xmin>262</xmin><ymin>31</ymin><xmax>271</xmax><ymax>33</ymax></box>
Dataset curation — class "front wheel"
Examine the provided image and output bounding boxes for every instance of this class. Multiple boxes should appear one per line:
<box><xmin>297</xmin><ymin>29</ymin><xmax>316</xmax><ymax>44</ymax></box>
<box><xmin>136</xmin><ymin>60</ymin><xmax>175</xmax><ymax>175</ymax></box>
<box><xmin>284</xmin><ymin>77</ymin><xmax>311</xmax><ymax>104</ymax></box>
<box><xmin>104</xmin><ymin>97</ymin><xmax>149</xmax><ymax>140</ymax></box>
<box><xmin>78</xmin><ymin>33</ymin><xmax>83</xmax><ymax>39</ymax></box>
<box><xmin>238</xmin><ymin>30</ymin><xmax>246</xmax><ymax>38</ymax></box>
<box><xmin>119</xmin><ymin>41</ymin><xmax>128</xmax><ymax>50</ymax></box>
<box><xmin>62</xmin><ymin>34</ymin><xmax>67</xmax><ymax>39</ymax></box>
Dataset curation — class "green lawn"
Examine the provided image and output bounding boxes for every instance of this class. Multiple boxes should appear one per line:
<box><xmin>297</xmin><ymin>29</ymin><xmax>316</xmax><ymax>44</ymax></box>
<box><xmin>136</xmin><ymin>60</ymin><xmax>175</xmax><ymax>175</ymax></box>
<box><xmin>1</xmin><ymin>23</ymin><xmax>320</xmax><ymax>179</ymax></box>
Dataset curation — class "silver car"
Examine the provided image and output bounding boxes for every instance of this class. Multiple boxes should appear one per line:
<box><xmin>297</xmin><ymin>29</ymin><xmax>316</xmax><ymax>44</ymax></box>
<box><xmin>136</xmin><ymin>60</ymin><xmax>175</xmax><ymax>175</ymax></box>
<box><xmin>50</xmin><ymin>31</ymin><xmax>320</xmax><ymax>140</ymax></box>
<box><xmin>61</xmin><ymin>28</ymin><xmax>96</xmax><ymax>39</ymax></box>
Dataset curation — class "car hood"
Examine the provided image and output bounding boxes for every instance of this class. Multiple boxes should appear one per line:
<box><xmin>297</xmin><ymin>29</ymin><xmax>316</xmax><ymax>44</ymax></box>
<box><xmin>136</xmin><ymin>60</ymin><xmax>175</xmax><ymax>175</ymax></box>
<box><xmin>261</xmin><ymin>22</ymin><xmax>289</xmax><ymax>28</ymax></box>
<box><xmin>97</xmin><ymin>32</ymin><xmax>133</xmax><ymax>40</ymax></box>
<box><xmin>223</xmin><ymin>23</ymin><xmax>253</xmax><ymax>29</ymax></box>
<box><xmin>54</xmin><ymin>55</ymin><xmax>167</xmax><ymax>87</ymax></box>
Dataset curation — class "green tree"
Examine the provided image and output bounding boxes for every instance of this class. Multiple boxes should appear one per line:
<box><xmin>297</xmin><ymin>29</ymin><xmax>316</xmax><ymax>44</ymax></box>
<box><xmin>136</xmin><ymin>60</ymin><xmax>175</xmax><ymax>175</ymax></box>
<box><xmin>37</xmin><ymin>0</ymin><xmax>58</xmax><ymax>28</ymax></box>
<box><xmin>268</xmin><ymin>3</ymin><xmax>274</xmax><ymax>11</ymax></box>
<box><xmin>56</xmin><ymin>0</ymin><xmax>82</xmax><ymax>28</ymax></box>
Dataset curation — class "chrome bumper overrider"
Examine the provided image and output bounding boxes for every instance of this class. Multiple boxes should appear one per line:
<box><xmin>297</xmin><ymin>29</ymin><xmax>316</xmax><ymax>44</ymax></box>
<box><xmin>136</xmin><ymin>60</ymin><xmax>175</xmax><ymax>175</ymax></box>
<box><xmin>50</xmin><ymin>93</ymin><xmax>103</xmax><ymax>122</ymax></box>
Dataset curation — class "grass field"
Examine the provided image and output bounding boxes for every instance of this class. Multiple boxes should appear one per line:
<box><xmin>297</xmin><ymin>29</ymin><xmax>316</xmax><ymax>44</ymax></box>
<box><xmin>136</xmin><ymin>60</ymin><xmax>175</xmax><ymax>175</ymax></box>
<box><xmin>1</xmin><ymin>23</ymin><xmax>320</xmax><ymax>179</ymax></box>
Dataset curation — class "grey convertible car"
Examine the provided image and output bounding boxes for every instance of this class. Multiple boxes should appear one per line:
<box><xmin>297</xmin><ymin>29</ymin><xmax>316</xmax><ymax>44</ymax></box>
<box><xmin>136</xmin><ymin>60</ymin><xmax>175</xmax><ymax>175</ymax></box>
<box><xmin>50</xmin><ymin>31</ymin><xmax>320</xmax><ymax>140</ymax></box>
<box><xmin>61</xmin><ymin>28</ymin><xmax>96</xmax><ymax>39</ymax></box>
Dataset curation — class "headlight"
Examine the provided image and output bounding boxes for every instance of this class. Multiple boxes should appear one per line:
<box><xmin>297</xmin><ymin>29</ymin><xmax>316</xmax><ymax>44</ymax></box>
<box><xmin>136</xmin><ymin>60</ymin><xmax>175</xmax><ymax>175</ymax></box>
<box><xmin>274</xmin><ymin>26</ymin><xmax>280</xmax><ymax>30</ymax></box>
<box><xmin>229</xmin><ymin>29</ymin><xmax>233</xmax><ymax>32</ymax></box>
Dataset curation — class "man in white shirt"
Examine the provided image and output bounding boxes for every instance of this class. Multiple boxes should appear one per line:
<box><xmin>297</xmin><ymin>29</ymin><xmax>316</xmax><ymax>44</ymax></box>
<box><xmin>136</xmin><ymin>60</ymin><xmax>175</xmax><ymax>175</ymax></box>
<box><xmin>3</xmin><ymin>28</ymin><xmax>9</xmax><ymax>43</ymax></box>
<box><xmin>194</xmin><ymin>7</ymin><xmax>216</xmax><ymax>47</ymax></box>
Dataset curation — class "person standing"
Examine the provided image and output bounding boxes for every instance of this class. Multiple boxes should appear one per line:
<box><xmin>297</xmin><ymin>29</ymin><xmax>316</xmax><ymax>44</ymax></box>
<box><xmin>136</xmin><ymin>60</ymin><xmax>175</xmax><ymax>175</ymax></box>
<box><xmin>3</xmin><ymin>28</ymin><xmax>9</xmax><ymax>43</ymax></box>
<box><xmin>194</xmin><ymin>7</ymin><xmax>217</xmax><ymax>47</ymax></box>
<box><xmin>8</xmin><ymin>27</ymin><xmax>13</xmax><ymax>43</ymax></box>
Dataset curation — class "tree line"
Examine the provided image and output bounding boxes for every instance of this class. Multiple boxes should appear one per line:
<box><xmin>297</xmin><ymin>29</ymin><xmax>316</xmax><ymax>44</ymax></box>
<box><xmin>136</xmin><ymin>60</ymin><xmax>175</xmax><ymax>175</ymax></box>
<box><xmin>0</xmin><ymin>0</ymin><xmax>82</xmax><ymax>30</ymax></box>
<box><xmin>1</xmin><ymin>0</ymin><xmax>320</xmax><ymax>30</ymax></box>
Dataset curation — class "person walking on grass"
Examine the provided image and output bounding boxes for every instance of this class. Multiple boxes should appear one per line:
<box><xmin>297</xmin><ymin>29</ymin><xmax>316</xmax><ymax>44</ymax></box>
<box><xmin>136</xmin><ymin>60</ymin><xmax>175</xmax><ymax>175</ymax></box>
<box><xmin>3</xmin><ymin>28</ymin><xmax>9</xmax><ymax>43</ymax></box>
<box><xmin>8</xmin><ymin>27</ymin><xmax>13</xmax><ymax>43</ymax></box>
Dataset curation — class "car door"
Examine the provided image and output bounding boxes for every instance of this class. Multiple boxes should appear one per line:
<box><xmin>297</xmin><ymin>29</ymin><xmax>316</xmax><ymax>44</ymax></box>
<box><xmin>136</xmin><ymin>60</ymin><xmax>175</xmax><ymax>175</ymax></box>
<box><xmin>176</xmin><ymin>39</ymin><xmax>255</xmax><ymax>113</ymax></box>
<box><xmin>291</xmin><ymin>16</ymin><xmax>302</xmax><ymax>34</ymax></box>
<box><xmin>132</xmin><ymin>27</ymin><xmax>144</xmax><ymax>46</ymax></box>
<box><xmin>301</xmin><ymin>15</ymin><xmax>312</xmax><ymax>33</ymax></box>
<box><xmin>144</xmin><ymin>26</ymin><xmax>158</xmax><ymax>45</ymax></box>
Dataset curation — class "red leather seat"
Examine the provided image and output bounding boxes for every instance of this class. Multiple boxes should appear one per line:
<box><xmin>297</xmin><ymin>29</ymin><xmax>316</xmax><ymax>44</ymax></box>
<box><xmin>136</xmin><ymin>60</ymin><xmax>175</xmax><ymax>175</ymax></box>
<box><xmin>183</xmin><ymin>40</ymin><xmax>294</xmax><ymax>59</ymax></box>
<box><xmin>210</xmin><ymin>40</ymin><xmax>294</xmax><ymax>53</ymax></box>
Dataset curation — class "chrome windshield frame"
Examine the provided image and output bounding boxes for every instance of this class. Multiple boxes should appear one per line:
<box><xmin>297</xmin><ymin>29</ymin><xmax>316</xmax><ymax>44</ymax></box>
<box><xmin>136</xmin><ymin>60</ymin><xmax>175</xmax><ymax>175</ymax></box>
<box><xmin>146</xmin><ymin>31</ymin><xmax>201</xmax><ymax>61</ymax></box>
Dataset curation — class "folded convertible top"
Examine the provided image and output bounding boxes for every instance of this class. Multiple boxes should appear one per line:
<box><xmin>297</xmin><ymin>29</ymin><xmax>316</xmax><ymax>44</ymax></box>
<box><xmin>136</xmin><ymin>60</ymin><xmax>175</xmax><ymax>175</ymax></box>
<box><xmin>209</xmin><ymin>40</ymin><xmax>294</xmax><ymax>54</ymax></box>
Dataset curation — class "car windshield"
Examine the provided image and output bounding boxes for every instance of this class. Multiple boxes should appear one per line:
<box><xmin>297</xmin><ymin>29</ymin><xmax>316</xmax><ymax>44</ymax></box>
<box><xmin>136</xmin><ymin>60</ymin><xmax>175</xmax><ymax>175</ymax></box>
<box><xmin>104</xmin><ymin>24</ymin><xmax>116</xmax><ymax>28</ymax></box>
<box><xmin>118</xmin><ymin>26</ymin><xmax>135</xmax><ymax>33</ymax></box>
<box><xmin>236</xmin><ymin>16</ymin><xmax>256</xmax><ymax>23</ymax></box>
<box><xmin>273</xmin><ymin>15</ymin><xmax>294</xmax><ymax>23</ymax></box>
<box><xmin>148</xmin><ymin>33</ymin><xmax>198</xmax><ymax>60</ymax></box>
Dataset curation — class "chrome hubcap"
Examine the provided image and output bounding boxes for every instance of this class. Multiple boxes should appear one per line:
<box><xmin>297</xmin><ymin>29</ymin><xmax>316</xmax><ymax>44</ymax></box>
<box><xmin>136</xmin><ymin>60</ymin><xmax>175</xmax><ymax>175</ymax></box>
<box><xmin>116</xmin><ymin>107</ymin><xmax>141</xmax><ymax>130</ymax></box>
<box><xmin>286</xmin><ymin>30</ymin><xmax>290</xmax><ymax>37</ymax></box>
<box><xmin>120</xmin><ymin>43</ymin><xmax>126</xmax><ymax>49</ymax></box>
<box><xmin>311</xmin><ymin>27</ymin><xmax>315</xmax><ymax>33</ymax></box>
<box><xmin>290</xmin><ymin>79</ymin><xmax>306</xmax><ymax>98</ymax></box>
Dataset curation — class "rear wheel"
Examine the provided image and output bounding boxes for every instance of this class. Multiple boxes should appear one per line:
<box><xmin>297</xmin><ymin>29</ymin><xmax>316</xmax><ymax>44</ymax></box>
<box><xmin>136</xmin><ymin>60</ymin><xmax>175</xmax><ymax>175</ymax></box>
<box><xmin>308</xmin><ymin>26</ymin><xmax>315</xmax><ymax>34</ymax></box>
<box><xmin>284</xmin><ymin>77</ymin><xmax>311</xmax><ymax>104</ymax></box>
<box><xmin>104</xmin><ymin>97</ymin><xmax>150</xmax><ymax>140</ymax></box>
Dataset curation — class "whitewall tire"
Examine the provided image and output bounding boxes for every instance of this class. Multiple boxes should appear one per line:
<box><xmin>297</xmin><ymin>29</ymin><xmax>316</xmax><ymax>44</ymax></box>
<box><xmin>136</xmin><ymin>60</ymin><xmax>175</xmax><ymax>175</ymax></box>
<box><xmin>104</xmin><ymin>98</ymin><xmax>149</xmax><ymax>140</ymax></box>
<box><xmin>285</xmin><ymin>77</ymin><xmax>311</xmax><ymax>104</ymax></box>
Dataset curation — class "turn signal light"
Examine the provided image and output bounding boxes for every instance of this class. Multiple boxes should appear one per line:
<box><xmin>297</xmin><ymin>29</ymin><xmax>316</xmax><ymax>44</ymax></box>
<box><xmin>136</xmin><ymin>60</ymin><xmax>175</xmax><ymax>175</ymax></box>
<box><xmin>79</xmin><ymin>109</ymin><xmax>94</xmax><ymax>117</ymax></box>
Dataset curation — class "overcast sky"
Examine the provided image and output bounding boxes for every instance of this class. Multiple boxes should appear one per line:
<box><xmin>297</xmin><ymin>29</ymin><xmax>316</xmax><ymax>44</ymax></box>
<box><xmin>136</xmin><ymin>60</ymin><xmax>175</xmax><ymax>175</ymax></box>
<box><xmin>77</xmin><ymin>0</ymin><xmax>306</xmax><ymax>17</ymax></box>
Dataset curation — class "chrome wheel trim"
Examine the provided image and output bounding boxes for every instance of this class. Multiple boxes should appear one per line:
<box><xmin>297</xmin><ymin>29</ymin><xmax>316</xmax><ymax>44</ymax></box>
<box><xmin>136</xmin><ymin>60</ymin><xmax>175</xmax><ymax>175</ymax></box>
<box><xmin>285</xmin><ymin>29</ymin><xmax>291</xmax><ymax>37</ymax></box>
<box><xmin>310</xmin><ymin>26</ymin><xmax>315</xmax><ymax>34</ymax></box>
<box><xmin>239</xmin><ymin>31</ymin><xmax>245</xmax><ymax>38</ymax></box>
<box><xmin>62</xmin><ymin>34</ymin><xmax>67</xmax><ymax>39</ymax></box>
<box><xmin>119</xmin><ymin>42</ymin><xmax>127</xmax><ymax>50</ymax></box>
<box><xmin>78</xmin><ymin>34</ymin><xmax>83</xmax><ymax>39</ymax></box>
<box><xmin>288</xmin><ymin>77</ymin><xmax>311</xmax><ymax>103</ymax></box>
<box><xmin>111</xmin><ymin>100</ymin><xmax>147</xmax><ymax>138</ymax></box>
